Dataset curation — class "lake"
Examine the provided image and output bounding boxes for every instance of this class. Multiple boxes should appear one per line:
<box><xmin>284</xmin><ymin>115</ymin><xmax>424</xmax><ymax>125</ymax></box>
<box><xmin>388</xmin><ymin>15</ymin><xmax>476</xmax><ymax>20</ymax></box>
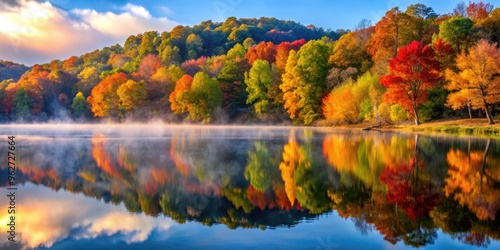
<box><xmin>0</xmin><ymin>124</ymin><xmax>499</xmax><ymax>250</ymax></box>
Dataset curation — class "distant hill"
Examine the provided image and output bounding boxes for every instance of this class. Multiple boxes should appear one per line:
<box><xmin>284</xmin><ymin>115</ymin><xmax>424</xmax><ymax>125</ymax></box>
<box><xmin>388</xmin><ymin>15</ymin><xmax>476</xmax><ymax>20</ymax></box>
<box><xmin>65</xmin><ymin>16</ymin><xmax>340</xmax><ymax>71</ymax></box>
<box><xmin>0</xmin><ymin>16</ymin><xmax>340</xmax><ymax>122</ymax></box>
<box><xmin>0</xmin><ymin>60</ymin><xmax>29</xmax><ymax>82</ymax></box>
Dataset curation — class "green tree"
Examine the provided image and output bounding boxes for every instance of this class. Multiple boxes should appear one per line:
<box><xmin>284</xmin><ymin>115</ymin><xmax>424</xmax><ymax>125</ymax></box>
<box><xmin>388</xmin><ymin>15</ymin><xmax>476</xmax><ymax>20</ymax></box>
<box><xmin>244</xmin><ymin>142</ymin><xmax>273</xmax><ymax>192</ymax></box>
<box><xmin>280</xmin><ymin>40</ymin><xmax>330</xmax><ymax>125</ymax></box>
<box><xmin>435</xmin><ymin>17</ymin><xmax>475</xmax><ymax>53</ymax></box>
<box><xmin>160</xmin><ymin>45</ymin><xmax>182</xmax><ymax>66</ymax></box>
<box><xmin>138</xmin><ymin>31</ymin><xmax>160</xmax><ymax>58</ymax></box>
<box><xmin>187</xmin><ymin>72</ymin><xmax>223</xmax><ymax>123</ymax></box>
<box><xmin>367</xmin><ymin>73</ymin><xmax>385</xmax><ymax>123</ymax></box>
<box><xmin>185</xmin><ymin>33</ymin><xmax>203</xmax><ymax>60</ymax></box>
<box><xmin>217</xmin><ymin>44</ymin><xmax>250</xmax><ymax>116</ymax></box>
<box><xmin>390</xmin><ymin>104</ymin><xmax>408</xmax><ymax>123</ymax></box>
<box><xmin>243</xmin><ymin>37</ymin><xmax>255</xmax><ymax>49</ymax></box>
<box><xmin>228</xmin><ymin>24</ymin><xmax>251</xmax><ymax>44</ymax></box>
<box><xmin>405</xmin><ymin>3</ymin><xmax>438</xmax><ymax>19</ymax></box>
<box><xmin>245</xmin><ymin>59</ymin><xmax>273</xmax><ymax>115</ymax></box>
<box><xmin>357</xmin><ymin>73</ymin><xmax>382</xmax><ymax>122</ymax></box>
<box><xmin>71</xmin><ymin>92</ymin><xmax>88</xmax><ymax>117</ymax></box>
<box><xmin>13</xmin><ymin>88</ymin><xmax>31</xmax><ymax>119</ymax></box>
<box><xmin>477</xmin><ymin>8</ymin><xmax>500</xmax><ymax>44</ymax></box>
<box><xmin>293</xmin><ymin>143</ymin><xmax>332</xmax><ymax>214</ymax></box>
<box><xmin>117</xmin><ymin>79</ymin><xmax>147</xmax><ymax>111</ymax></box>
<box><xmin>123</xmin><ymin>34</ymin><xmax>141</xmax><ymax>58</ymax></box>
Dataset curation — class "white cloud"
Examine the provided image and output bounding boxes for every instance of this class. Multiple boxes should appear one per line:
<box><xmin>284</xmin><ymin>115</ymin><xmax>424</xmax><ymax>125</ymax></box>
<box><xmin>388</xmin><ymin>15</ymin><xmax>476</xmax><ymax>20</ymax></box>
<box><xmin>0</xmin><ymin>0</ymin><xmax>179</xmax><ymax>66</ymax></box>
<box><xmin>0</xmin><ymin>183</ymin><xmax>173</xmax><ymax>249</ymax></box>
<box><xmin>158</xmin><ymin>6</ymin><xmax>174</xmax><ymax>16</ymax></box>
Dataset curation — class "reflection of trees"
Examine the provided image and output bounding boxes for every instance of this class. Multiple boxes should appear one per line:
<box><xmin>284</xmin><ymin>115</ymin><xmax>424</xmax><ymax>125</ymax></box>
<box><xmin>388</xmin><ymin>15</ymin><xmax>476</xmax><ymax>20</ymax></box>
<box><xmin>245</xmin><ymin>141</ymin><xmax>277</xmax><ymax>192</ymax></box>
<box><xmin>380</xmin><ymin>163</ymin><xmax>440</xmax><ymax>220</ymax></box>
<box><xmin>378</xmin><ymin>135</ymin><xmax>440</xmax><ymax>246</ymax></box>
<box><xmin>293</xmin><ymin>141</ymin><xmax>333</xmax><ymax>214</ymax></box>
<box><xmin>445</xmin><ymin>139</ymin><xmax>500</xmax><ymax>220</ymax></box>
<box><xmin>170</xmin><ymin>138</ymin><xmax>192</xmax><ymax>177</ymax></box>
<box><xmin>5</xmin><ymin>129</ymin><xmax>500</xmax><ymax>248</ymax></box>
<box><xmin>332</xmin><ymin>185</ymin><xmax>438</xmax><ymax>247</ymax></box>
<box><xmin>379</xmin><ymin>135</ymin><xmax>441</xmax><ymax>220</ymax></box>
<box><xmin>92</xmin><ymin>134</ymin><xmax>120</xmax><ymax>178</ymax></box>
<box><xmin>279</xmin><ymin>132</ymin><xmax>300</xmax><ymax>205</ymax></box>
<box><xmin>323</xmin><ymin>133</ymin><xmax>415</xmax><ymax>191</ymax></box>
<box><xmin>430</xmin><ymin>195</ymin><xmax>496</xmax><ymax>248</ymax></box>
<box><xmin>11</xmin><ymin>129</ymin><xmax>320</xmax><ymax>229</ymax></box>
<box><xmin>279</xmin><ymin>130</ymin><xmax>335</xmax><ymax>214</ymax></box>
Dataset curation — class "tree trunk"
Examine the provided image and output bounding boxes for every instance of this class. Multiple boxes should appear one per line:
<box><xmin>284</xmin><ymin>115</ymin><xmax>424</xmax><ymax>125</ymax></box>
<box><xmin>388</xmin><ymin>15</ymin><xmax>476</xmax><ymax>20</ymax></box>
<box><xmin>484</xmin><ymin>103</ymin><xmax>495</xmax><ymax>125</ymax></box>
<box><xmin>480</xmin><ymin>139</ymin><xmax>491</xmax><ymax>192</ymax></box>
<box><xmin>467</xmin><ymin>139</ymin><xmax>471</xmax><ymax>167</ymax></box>
<box><xmin>374</xmin><ymin>103</ymin><xmax>381</xmax><ymax>125</ymax></box>
<box><xmin>407</xmin><ymin>134</ymin><xmax>420</xmax><ymax>183</ymax></box>
<box><xmin>468</xmin><ymin>103</ymin><xmax>473</xmax><ymax>119</ymax></box>
<box><xmin>413</xmin><ymin>107</ymin><xmax>420</xmax><ymax>125</ymax></box>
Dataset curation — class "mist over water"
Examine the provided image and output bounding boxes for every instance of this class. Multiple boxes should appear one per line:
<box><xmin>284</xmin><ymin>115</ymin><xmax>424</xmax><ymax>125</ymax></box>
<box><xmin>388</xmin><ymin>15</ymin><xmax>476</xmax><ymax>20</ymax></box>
<box><xmin>0</xmin><ymin>125</ymin><xmax>499</xmax><ymax>249</ymax></box>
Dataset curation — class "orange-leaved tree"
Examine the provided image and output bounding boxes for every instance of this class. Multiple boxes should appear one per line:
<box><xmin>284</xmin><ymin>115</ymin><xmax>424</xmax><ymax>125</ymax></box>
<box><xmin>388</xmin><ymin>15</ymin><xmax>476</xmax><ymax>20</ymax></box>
<box><xmin>169</xmin><ymin>74</ymin><xmax>193</xmax><ymax>114</ymax></box>
<box><xmin>445</xmin><ymin>39</ymin><xmax>500</xmax><ymax>124</ymax></box>
<box><xmin>275</xmin><ymin>39</ymin><xmax>305</xmax><ymax>73</ymax></box>
<box><xmin>87</xmin><ymin>72</ymin><xmax>128</xmax><ymax>117</ymax></box>
<box><xmin>381</xmin><ymin>41</ymin><xmax>441</xmax><ymax>125</ymax></box>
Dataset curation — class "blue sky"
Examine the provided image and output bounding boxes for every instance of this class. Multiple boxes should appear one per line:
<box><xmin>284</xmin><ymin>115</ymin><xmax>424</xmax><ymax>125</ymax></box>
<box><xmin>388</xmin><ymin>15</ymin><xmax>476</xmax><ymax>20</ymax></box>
<box><xmin>50</xmin><ymin>0</ymin><xmax>472</xmax><ymax>29</ymax></box>
<box><xmin>0</xmin><ymin>0</ymin><xmax>497</xmax><ymax>65</ymax></box>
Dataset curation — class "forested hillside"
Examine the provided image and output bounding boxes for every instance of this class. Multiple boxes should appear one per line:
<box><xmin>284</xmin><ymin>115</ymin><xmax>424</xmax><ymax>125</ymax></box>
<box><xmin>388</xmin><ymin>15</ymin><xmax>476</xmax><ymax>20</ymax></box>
<box><xmin>1</xmin><ymin>2</ymin><xmax>499</xmax><ymax>125</ymax></box>
<box><xmin>0</xmin><ymin>60</ymin><xmax>29</xmax><ymax>82</ymax></box>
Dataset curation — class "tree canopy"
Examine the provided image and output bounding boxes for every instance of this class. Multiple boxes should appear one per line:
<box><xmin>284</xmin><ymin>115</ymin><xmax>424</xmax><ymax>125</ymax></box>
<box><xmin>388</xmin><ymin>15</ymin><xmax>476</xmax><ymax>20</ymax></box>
<box><xmin>1</xmin><ymin>5</ymin><xmax>500</xmax><ymax>125</ymax></box>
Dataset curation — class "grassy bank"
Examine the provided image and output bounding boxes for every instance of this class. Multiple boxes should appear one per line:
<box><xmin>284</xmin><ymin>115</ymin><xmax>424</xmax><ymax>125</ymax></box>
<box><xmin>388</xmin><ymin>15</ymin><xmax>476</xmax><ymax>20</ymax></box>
<box><xmin>381</xmin><ymin>118</ymin><xmax>500</xmax><ymax>137</ymax></box>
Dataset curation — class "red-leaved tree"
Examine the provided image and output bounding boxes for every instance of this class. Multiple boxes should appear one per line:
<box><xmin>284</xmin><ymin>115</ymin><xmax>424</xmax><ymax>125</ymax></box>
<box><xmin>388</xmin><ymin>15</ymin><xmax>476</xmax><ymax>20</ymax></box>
<box><xmin>380</xmin><ymin>163</ymin><xmax>440</xmax><ymax>220</ymax></box>
<box><xmin>381</xmin><ymin>41</ymin><xmax>441</xmax><ymax>125</ymax></box>
<box><xmin>245</xmin><ymin>41</ymin><xmax>276</xmax><ymax>64</ymax></box>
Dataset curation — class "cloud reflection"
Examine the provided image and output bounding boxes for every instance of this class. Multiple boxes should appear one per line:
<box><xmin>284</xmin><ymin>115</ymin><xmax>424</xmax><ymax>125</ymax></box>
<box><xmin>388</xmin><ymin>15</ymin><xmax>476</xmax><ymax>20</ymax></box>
<box><xmin>0</xmin><ymin>183</ymin><xmax>172</xmax><ymax>249</ymax></box>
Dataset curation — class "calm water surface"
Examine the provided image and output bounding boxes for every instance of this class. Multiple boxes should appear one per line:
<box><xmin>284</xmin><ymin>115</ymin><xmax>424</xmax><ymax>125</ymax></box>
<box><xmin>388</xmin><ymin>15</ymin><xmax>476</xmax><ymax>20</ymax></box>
<box><xmin>0</xmin><ymin>124</ymin><xmax>499</xmax><ymax>250</ymax></box>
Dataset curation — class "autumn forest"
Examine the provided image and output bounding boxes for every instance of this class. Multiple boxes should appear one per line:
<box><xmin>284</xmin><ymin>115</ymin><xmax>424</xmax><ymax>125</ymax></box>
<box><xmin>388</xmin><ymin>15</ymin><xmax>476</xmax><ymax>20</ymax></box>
<box><xmin>1</xmin><ymin>2</ymin><xmax>500</xmax><ymax>126</ymax></box>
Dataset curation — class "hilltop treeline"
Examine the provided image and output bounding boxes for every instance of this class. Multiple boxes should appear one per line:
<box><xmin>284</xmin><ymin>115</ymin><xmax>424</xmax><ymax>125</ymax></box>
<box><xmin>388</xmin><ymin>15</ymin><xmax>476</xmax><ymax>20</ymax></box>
<box><xmin>0</xmin><ymin>60</ymin><xmax>29</xmax><ymax>82</ymax></box>
<box><xmin>1</xmin><ymin>2</ymin><xmax>499</xmax><ymax>125</ymax></box>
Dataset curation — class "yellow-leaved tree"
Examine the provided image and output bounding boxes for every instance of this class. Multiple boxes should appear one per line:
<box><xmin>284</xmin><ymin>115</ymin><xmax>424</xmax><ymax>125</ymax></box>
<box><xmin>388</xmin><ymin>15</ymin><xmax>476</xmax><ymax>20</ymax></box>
<box><xmin>117</xmin><ymin>79</ymin><xmax>147</xmax><ymax>111</ymax></box>
<box><xmin>445</xmin><ymin>39</ymin><xmax>500</xmax><ymax>124</ymax></box>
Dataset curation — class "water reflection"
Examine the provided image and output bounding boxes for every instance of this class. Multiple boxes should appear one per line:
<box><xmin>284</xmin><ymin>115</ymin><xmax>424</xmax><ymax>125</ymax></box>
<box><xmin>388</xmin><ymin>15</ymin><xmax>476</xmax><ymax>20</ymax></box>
<box><xmin>0</xmin><ymin>126</ymin><xmax>499</xmax><ymax>249</ymax></box>
<box><xmin>0</xmin><ymin>183</ymin><xmax>172</xmax><ymax>249</ymax></box>
<box><xmin>445</xmin><ymin>139</ymin><xmax>500</xmax><ymax>221</ymax></box>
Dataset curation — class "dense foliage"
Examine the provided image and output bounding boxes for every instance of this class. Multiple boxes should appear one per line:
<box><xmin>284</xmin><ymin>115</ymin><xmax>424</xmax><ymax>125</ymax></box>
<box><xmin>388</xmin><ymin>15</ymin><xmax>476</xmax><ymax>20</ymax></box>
<box><xmin>1</xmin><ymin>3</ymin><xmax>500</xmax><ymax>125</ymax></box>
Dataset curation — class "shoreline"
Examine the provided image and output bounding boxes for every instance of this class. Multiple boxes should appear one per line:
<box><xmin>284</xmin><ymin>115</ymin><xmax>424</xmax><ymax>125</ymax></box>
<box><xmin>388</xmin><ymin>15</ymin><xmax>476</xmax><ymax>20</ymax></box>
<box><xmin>353</xmin><ymin>118</ymin><xmax>500</xmax><ymax>138</ymax></box>
<box><xmin>1</xmin><ymin>118</ymin><xmax>500</xmax><ymax>138</ymax></box>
